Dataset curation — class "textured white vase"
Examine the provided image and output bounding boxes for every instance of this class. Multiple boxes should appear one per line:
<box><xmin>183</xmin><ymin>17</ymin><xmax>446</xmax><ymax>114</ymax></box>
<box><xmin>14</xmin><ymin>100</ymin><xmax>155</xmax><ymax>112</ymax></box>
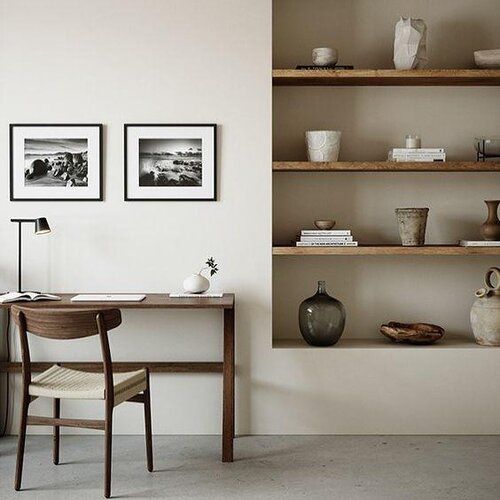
<box><xmin>183</xmin><ymin>273</ymin><xmax>210</xmax><ymax>294</ymax></box>
<box><xmin>393</xmin><ymin>17</ymin><xmax>428</xmax><ymax>70</ymax></box>
<box><xmin>306</xmin><ymin>131</ymin><xmax>341</xmax><ymax>162</ymax></box>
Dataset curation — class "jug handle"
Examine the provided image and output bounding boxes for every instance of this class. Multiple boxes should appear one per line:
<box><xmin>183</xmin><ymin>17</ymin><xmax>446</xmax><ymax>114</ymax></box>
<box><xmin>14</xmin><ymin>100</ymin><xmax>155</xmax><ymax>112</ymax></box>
<box><xmin>484</xmin><ymin>267</ymin><xmax>500</xmax><ymax>292</ymax></box>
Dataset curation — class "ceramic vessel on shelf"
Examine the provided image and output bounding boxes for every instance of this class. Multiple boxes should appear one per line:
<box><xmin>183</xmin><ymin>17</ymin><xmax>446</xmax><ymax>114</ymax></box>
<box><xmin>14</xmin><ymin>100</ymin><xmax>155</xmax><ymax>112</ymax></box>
<box><xmin>393</xmin><ymin>17</ymin><xmax>427</xmax><ymax>69</ymax></box>
<box><xmin>314</xmin><ymin>219</ymin><xmax>335</xmax><ymax>230</ymax></box>
<box><xmin>380</xmin><ymin>322</ymin><xmax>444</xmax><ymax>345</ymax></box>
<box><xmin>312</xmin><ymin>47</ymin><xmax>338</xmax><ymax>67</ymax></box>
<box><xmin>474</xmin><ymin>49</ymin><xmax>500</xmax><ymax>68</ymax></box>
<box><xmin>299</xmin><ymin>281</ymin><xmax>346</xmax><ymax>347</ymax></box>
<box><xmin>480</xmin><ymin>200</ymin><xmax>500</xmax><ymax>241</ymax></box>
<box><xmin>475</xmin><ymin>137</ymin><xmax>500</xmax><ymax>159</ymax></box>
<box><xmin>183</xmin><ymin>273</ymin><xmax>210</xmax><ymax>294</ymax></box>
<box><xmin>470</xmin><ymin>267</ymin><xmax>500</xmax><ymax>346</ymax></box>
<box><xmin>405</xmin><ymin>134</ymin><xmax>421</xmax><ymax>149</ymax></box>
<box><xmin>395</xmin><ymin>208</ymin><xmax>429</xmax><ymax>246</ymax></box>
<box><xmin>306</xmin><ymin>130</ymin><xmax>341</xmax><ymax>162</ymax></box>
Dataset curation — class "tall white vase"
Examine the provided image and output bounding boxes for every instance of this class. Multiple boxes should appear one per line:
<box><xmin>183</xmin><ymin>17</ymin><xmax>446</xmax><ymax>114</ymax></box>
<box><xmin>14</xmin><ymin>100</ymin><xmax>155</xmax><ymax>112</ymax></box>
<box><xmin>393</xmin><ymin>17</ymin><xmax>428</xmax><ymax>70</ymax></box>
<box><xmin>306</xmin><ymin>130</ymin><xmax>341</xmax><ymax>162</ymax></box>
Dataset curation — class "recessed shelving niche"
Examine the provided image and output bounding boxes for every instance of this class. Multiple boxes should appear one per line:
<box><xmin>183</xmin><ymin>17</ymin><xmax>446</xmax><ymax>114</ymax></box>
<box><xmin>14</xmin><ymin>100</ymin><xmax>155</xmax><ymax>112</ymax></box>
<box><xmin>272</xmin><ymin>1</ymin><xmax>500</xmax><ymax>350</ymax></box>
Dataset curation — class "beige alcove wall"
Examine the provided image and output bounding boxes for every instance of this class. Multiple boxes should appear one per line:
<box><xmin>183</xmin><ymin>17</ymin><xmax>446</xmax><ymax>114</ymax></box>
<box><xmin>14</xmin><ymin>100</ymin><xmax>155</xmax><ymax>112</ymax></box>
<box><xmin>273</xmin><ymin>0</ymin><xmax>500</xmax><ymax>343</ymax></box>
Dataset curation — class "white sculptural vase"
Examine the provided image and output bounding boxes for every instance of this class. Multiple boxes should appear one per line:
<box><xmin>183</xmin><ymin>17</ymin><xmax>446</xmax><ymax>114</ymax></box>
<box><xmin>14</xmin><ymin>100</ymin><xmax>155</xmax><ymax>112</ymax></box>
<box><xmin>306</xmin><ymin>130</ymin><xmax>341</xmax><ymax>162</ymax></box>
<box><xmin>393</xmin><ymin>17</ymin><xmax>428</xmax><ymax>70</ymax></box>
<box><xmin>183</xmin><ymin>273</ymin><xmax>210</xmax><ymax>294</ymax></box>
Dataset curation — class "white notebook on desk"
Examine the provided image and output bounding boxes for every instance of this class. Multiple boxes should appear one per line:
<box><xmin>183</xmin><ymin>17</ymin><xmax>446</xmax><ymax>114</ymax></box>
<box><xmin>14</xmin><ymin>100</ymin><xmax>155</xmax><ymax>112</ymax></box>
<box><xmin>71</xmin><ymin>294</ymin><xmax>146</xmax><ymax>302</ymax></box>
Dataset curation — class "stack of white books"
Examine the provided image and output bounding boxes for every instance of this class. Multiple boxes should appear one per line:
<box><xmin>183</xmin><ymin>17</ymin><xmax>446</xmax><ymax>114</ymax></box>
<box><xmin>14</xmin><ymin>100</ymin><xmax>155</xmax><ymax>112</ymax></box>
<box><xmin>297</xmin><ymin>229</ymin><xmax>358</xmax><ymax>247</ymax></box>
<box><xmin>459</xmin><ymin>240</ymin><xmax>500</xmax><ymax>247</ymax></box>
<box><xmin>388</xmin><ymin>148</ymin><xmax>446</xmax><ymax>162</ymax></box>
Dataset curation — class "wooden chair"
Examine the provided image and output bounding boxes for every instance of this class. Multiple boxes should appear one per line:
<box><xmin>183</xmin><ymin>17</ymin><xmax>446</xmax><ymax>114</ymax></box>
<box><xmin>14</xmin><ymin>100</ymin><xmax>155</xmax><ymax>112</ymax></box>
<box><xmin>11</xmin><ymin>305</ymin><xmax>153</xmax><ymax>498</ymax></box>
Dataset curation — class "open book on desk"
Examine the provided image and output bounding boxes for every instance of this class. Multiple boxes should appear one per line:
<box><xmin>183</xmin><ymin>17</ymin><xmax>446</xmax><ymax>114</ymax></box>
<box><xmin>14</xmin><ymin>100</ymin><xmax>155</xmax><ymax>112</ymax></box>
<box><xmin>0</xmin><ymin>292</ymin><xmax>61</xmax><ymax>304</ymax></box>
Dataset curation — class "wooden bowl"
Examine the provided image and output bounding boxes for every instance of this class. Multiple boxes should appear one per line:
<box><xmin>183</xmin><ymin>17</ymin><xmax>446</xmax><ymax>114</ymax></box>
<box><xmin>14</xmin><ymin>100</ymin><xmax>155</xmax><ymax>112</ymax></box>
<box><xmin>380</xmin><ymin>322</ymin><xmax>445</xmax><ymax>345</ymax></box>
<box><xmin>314</xmin><ymin>219</ymin><xmax>335</xmax><ymax>230</ymax></box>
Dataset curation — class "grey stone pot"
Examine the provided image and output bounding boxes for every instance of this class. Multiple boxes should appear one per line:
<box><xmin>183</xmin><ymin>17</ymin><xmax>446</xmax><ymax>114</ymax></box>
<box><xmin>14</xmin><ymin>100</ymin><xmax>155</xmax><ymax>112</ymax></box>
<box><xmin>395</xmin><ymin>208</ymin><xmax>429</xmax><ymax>246</ymax></box>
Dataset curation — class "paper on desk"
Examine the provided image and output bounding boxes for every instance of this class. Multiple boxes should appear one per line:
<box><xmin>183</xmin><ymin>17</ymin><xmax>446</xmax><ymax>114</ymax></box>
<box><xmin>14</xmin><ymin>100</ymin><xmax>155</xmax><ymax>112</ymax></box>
<box><xmin>169</xmin><ymin>293</ymin><xmax>223</xmax><ymax>298</ymax></box>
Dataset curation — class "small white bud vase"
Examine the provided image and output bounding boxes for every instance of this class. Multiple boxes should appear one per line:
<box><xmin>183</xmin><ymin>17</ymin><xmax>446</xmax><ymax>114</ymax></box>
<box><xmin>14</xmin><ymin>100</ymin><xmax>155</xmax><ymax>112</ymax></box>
<box><xmin>306</xmin><ymin>130</ymin><xmax>341</xmax><ymax>162</ymax></box>
<box><xmin>183</xmin><ymin>273</ymin><xmax>210</xmax><ymax>294</ymax></box>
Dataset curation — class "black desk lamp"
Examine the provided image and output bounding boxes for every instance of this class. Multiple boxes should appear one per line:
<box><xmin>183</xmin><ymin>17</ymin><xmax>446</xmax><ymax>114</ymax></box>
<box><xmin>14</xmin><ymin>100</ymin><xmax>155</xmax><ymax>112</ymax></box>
<box><xmin>10</xmin><ymin>218</ymin><xmax>51</xmax><ymax>292</ymax></box>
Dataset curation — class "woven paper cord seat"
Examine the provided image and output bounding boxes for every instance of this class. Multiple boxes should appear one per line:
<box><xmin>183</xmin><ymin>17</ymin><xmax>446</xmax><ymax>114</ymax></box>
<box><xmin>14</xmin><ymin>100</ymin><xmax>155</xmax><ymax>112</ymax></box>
<box><xmin>30</xmin><ymin>365</ymin><xmax>147</xmax><ymax>406</ymax></box>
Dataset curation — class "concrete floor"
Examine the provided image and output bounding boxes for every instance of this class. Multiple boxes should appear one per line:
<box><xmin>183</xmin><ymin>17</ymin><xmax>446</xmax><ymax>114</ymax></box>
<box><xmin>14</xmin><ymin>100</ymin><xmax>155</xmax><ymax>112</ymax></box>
<box><xmin>1</xmin><ymin>435</ymin><xmax>499</xmax><ymax>499</ymax></box>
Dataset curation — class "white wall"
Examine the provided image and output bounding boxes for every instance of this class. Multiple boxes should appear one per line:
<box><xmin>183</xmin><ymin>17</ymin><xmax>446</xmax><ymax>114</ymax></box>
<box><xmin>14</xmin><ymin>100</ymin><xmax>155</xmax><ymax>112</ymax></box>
<box><xmin>1</xmin><ymin>0</ymin><xmax>500</xmax><ymax>437</ymax></box>
<box><xmin>0</xmin><ymin>0</ymin><xmax>272</xmax><ymax>434</ymax></box>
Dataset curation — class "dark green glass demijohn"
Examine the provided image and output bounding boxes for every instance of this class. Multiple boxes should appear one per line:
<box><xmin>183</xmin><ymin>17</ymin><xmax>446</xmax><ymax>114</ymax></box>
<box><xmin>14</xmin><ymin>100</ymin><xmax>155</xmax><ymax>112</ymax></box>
<box><xmin>299</xmin><ymin>281</ymin><xmax>346</xmax><ymax>346</ymax></box>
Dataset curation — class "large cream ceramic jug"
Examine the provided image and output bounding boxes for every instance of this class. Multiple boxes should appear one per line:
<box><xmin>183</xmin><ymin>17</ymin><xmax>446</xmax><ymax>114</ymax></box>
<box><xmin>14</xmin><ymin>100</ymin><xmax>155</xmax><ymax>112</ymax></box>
<box><xmin>470</xmin><ymin>267</ymin><xmax>500</xmax><ymax>346</ymax></box>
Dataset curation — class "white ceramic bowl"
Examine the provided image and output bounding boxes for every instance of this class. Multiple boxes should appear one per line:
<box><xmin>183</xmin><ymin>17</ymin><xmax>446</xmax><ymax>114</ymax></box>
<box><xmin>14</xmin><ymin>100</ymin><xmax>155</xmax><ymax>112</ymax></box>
<box><xmin>474</xmin><ymin>49</ymin><xmax>500</xmax><ymax>68</ymax></box>
<box><xmin>312</xmin><ymin>47</ymin><xmax>338</xmax><ymax>67</ymax></box>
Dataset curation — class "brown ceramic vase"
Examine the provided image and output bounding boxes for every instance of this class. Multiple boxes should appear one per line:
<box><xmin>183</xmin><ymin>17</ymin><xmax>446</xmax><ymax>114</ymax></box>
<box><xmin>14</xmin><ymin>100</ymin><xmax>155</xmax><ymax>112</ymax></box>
<box><xmin>480</xmin><ymin>200</ymin><xmax>500</xmax><ymax>241</ymax></box>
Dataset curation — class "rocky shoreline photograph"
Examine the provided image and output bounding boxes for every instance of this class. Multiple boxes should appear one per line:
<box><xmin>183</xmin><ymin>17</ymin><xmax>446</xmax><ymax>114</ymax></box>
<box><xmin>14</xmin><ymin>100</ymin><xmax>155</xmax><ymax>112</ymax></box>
<box><xmin>139</xmin><ymin>138</ymin><xmax>202</xmax><ymax>187</ymax></box>
<box><xmin>24</xmin><ymin>138</ymin><xmax>88</xmax><ymax>187</ymax></box>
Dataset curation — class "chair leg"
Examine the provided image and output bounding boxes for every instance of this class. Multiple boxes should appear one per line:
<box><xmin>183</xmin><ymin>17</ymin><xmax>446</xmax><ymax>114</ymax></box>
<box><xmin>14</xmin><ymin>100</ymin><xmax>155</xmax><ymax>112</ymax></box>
<box><xmin>53</xmin><ymin>398</ymin><xmax>60</xmax><ymax>465</ymax></box>
<box><xmin>14</xmin><ymin>393</ymin><xmax>29</xmax><ymax>491</ymax></box>
<box><xmin>104</xmin><ymin>405</ymin><xmax>113</xmax><ymax>498</ymax></box>
<box><xmin>143</xmin><ymin>370</ymin><xmax>153</xmax><ymax>472</ymax></box>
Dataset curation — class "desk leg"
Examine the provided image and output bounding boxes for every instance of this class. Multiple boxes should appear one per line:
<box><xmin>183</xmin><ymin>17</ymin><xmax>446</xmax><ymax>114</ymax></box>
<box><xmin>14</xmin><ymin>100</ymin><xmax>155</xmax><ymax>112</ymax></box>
<box><xmin>0</xmin><ymin>310</ymin><xmax>10</xmax><ymax>437</ymax></box>
<box><xmin>222</xmin><ymin>307</ymin><xmax>234</xmax><ymax>462</ymax></box>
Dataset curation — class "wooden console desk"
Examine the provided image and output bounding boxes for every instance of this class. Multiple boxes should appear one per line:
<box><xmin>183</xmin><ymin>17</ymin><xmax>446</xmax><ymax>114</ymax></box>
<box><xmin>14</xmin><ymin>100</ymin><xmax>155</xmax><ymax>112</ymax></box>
<box><xmin>0</xmin><ymin>293</ymin><xmax>236</xmax><ymax>462</ymax></box>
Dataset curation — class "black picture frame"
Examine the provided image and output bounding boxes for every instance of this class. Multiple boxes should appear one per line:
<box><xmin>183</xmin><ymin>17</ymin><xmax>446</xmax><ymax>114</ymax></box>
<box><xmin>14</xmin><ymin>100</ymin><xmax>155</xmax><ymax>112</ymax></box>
<box><xmin>124</xmin><ymin>123</ymin><xmax>217</xmax><ymax>201</ymax></box>
<box><xmin>10</xmin><ymin>123</ymin><xmax>103</xmax><ymax>202</ymax></box>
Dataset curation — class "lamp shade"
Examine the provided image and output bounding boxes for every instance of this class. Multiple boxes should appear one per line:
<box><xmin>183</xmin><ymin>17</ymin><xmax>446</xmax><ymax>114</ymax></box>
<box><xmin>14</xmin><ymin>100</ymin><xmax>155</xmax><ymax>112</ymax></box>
<box><xmin>35</xmin><ymin>217</ymin><xmax>51</xmax><ymax>235</ymax></box>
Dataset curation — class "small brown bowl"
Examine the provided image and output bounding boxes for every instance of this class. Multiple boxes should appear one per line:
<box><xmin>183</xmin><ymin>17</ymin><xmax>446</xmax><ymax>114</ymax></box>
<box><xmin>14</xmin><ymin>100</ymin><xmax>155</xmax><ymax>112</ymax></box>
<box><xmin>380</xmin><ymin>322</ymin><xmax>445</xmax><ymax>345</ymax></box>
<box><xmin>314</xmin><ymin>219</ymin><xmax>335</xmax><ymax>230</ymax></box>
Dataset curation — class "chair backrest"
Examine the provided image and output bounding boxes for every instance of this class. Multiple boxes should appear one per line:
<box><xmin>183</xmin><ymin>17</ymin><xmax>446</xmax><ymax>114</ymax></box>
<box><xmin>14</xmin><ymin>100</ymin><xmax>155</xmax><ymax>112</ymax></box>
<box><xmin>11</xmin><ymin>306</ymin><xmax>121</xmax><ymax>339</ymax></box>
<box><xmin>11</xmin><ymin>306</ymin><xmax>122</xmax><ymax>404</ymax></box>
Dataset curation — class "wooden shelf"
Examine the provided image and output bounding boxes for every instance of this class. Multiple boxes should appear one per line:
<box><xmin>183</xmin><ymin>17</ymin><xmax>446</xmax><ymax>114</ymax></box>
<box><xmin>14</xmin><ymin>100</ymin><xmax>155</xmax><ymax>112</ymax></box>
<box><xmin>273</xmin><ymin>161</ymin><xmax>500</xmax><ymax>172</ymax></box>
<box><xmin>273</xmin><ymin>245</ymin><xmax>500</xmax><ymax>256</ymax></box>
<box><xmin>272</xmin><ymin>337</ymin><xmax>488</xmax><ymax>350</ymax></box>
<box><xmin>273</xmin><ymin>69</ymin><xmax>500</xmax><ymax>86</ymax></box>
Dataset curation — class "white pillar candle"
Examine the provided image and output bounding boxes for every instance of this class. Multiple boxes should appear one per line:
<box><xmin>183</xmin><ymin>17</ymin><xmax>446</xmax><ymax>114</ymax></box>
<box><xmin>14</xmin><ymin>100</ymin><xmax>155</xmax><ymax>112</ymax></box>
<box><xmin>405</xmin><ymin>134</ymin><xmax>421</xmax><ymax>149</ymax></box>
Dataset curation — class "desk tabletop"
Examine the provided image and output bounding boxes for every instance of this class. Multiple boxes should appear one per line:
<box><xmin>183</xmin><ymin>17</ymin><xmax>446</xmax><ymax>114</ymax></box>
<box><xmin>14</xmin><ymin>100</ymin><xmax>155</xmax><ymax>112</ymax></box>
<box><xmin>0</xmin><ymin>293</ymin><xmax>235</xmax><ymax>310</ymax></box>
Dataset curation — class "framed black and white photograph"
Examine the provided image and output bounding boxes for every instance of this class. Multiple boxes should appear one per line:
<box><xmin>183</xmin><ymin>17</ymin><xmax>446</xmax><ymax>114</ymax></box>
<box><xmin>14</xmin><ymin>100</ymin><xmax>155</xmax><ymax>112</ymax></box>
<box><xmin>10</xmin><ymin>124</ymin><xmax>103</xmax><ymax>201</ymax></box>
<box><xmin>124</xmin><ymin>124</ymin><xmax>216</xmax><ymax>201</ymax></box>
